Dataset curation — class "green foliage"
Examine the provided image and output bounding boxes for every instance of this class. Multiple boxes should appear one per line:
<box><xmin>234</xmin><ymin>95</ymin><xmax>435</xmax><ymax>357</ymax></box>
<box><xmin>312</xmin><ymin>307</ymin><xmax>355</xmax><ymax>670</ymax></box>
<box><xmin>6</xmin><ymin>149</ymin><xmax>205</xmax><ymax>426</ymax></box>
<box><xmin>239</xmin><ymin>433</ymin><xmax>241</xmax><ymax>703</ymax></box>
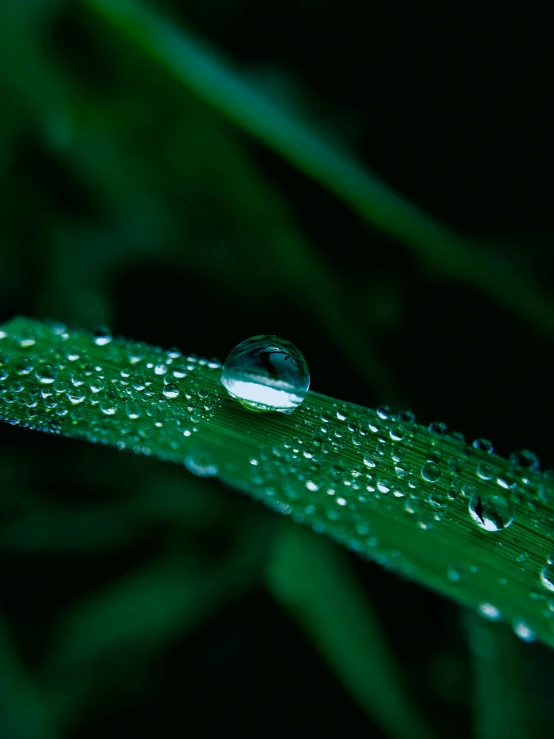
<box><xmin>2</xmin><ymin>316</ymin><xmax>554</xmax><ymax>655</ymax></box>
<box><xmin>1</xmin><ymin>1</ymin><xmax>554</xmax><ymax>738</ymax></box>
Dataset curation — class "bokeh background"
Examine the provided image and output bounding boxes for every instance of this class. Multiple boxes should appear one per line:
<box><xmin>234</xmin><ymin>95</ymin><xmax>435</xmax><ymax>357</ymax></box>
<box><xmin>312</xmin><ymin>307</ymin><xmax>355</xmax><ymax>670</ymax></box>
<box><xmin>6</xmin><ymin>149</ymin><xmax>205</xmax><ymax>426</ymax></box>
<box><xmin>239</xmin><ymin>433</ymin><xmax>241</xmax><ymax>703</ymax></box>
<box><xmin>1</xmin><ymin>1</ymin><xmax>554</xmax><ymax>737</ymax></box>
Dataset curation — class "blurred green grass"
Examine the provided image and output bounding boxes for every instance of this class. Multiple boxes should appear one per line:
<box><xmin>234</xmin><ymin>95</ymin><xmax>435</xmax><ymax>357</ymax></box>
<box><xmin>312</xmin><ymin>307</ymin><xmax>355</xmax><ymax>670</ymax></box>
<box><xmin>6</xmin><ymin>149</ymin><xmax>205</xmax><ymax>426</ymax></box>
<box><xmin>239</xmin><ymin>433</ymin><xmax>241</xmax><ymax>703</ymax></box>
<box><xmin>1</xmin><ymin>1</ymin><xmax>554</xmax><ymax>738</ymax></box>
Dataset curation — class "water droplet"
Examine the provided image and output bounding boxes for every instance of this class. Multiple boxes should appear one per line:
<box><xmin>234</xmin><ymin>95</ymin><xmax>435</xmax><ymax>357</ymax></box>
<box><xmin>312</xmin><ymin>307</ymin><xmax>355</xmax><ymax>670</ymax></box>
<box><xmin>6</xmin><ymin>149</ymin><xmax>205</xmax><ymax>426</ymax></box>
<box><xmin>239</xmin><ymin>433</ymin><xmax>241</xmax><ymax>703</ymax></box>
<box><xmin>389</xmin><ymin>424</ymin><xmax>405</xmax><ymax>441</ymax></box>
<box><xmin>476</xmin><ymin>463</ymin><xmax>494</xmax><ymax>481</ymax></box>
<box><xmin>306</xmin><ymin>480</ymin><xmax>319</xmax><ymax>491</ymax></box>
<box><xmin>394</xmin><ymin>409</ymin><xmax>415</xmax><ymax>424</ymax></box>
<box><xmin>448</xmin><ymin>456</ymin><xmax>465</xmax><ymax>475</ymax></box>
<box><xmin>184</xmin><ymin>452</ymin><xmax>218</xmax><ymax>477</ymax></box>
<box><xmin>125</xmin><ymin>400</ymin><xmax>141</xmax><ymax>419</ymax></box>
<box><xmin>469</xmin><ymin>491</ymin><xmax>513</xmax><ymax>532</ymax></box>
<box><xmin>376</xmin><ymin>405</ymin><xmax>391</xmax><ymax>420</ymax></box>
<box><xmin>220</xmin><ymin>335</ymin><xmax>309</xmax><ymax>413</ymax></box>
<box><xmin>89</xmin><ymin>378</ymin><xmax>105</xmax><ymax>393</ymax></box>
<box><xmin>15</xmin><ymin>357</ymin><xmax>34</xmax><ymax>375</ymax></box>
<box><xmin>448</xmin><ymin>567</ymin><xmax>462</xmax><ymax>583</ymax></box>
<box><xmin>68</xmin><ymin>390</ymin><xmax>85</xmax><ymax>405</ymax></box>
<box><xmin>363</xmin><ymin>454</ymin><xmax>377</xmax><ymax>468</ymax></box>
<box><xmin>36</xmin><ymin>365</ymin><xmax>58</xmax><ymax>384</ymax></box>
<box><xmin>100</xmin><ymin>401</ymin><xmax>117</xmax><ymax>415</ymax></box>
<box><xmin>394</xmin><ymin>462</ymin><xmax>410</xmax><ymax>479</ymax></box>
<box><xmin>509</xmin><ymin>449</ymin><xmax>540</xmax><ymax>470</ymax></box>
<box><xmin>93</xmin><ymin>326</ymin><xmax>112</xmax><ymax>346</ymax></box>
<box><xmin>540</xmin><ymin>565</ymin><xmax>554</xmax><ymax>592</ymax></box>
<box><xmin>428</xmin><ymin>421</ymin><xmax>447</xmax><ymax>436</ymax></box>
<box><xmin>421</xmin><ymin>462</ymin><xmax>441</xmax><ymax>483</ymax></box>
<box><xmin>163</xmin><ymin>383</ymin><xmax>179</xmax><ymax>399</ymax></box>
<box><xmin>513</xmin><ymin>620</ymin><xmax>534</xmax><ymax>642</ymax></box>
<box><xmin>53</xmin><ymin>379</ymin><xmax>68</xmax><ymax>394</ymax></box>
<box><xmin>473</xmin><ymin>438</ymin><xmax>494</xmax><ymax>454</ymax></box>
<box><xmin>478</xmin><ymin>602</ymin><xmax>501</xmax><ymax>620</ymax></box>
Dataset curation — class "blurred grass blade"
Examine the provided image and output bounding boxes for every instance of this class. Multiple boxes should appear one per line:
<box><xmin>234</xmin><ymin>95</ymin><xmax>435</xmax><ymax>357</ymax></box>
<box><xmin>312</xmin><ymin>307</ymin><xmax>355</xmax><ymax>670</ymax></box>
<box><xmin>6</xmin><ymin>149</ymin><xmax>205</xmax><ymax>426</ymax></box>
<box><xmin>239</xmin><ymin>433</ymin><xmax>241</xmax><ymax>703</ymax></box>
<box><xmin>42</xmin><ymin>522</ymin><xmax>265</xmax><ymax>727</ymax></box>
<box><xmin>267</xmin><ymin>523</ymin><xmax>435</xmax><ymax>739</ymax></box>
<box><xmin>0</xmin><ymin>16</ymin><xmax>397</xmax><ymax>401</ymax></box>
<box><xmin>0</xmin><ymin>611</ymin><xmax>59</xmax><ymax>739</ymax></box>
<box><xmin>82</xmin><ymin>0</ymin><xmax>554</xmax><ymax>340</ymax></box>
<box><xmin>465</xmin><ymin>612</ymin><xmax>537</xmax><ymax>739</ymax></box>
<box><xmin>2</xmin><ymin>316</ymin><xmax>554</xmax><ymax>650</ymax></box>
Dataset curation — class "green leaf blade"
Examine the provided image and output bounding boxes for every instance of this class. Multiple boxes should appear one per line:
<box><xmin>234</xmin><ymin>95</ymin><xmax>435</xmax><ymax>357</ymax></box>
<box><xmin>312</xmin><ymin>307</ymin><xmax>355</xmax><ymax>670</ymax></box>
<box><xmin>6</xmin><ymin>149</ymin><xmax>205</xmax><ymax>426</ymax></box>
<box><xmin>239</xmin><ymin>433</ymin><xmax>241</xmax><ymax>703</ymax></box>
<box><xmin>2</xmin><ymin>316</ymin><xmax>554</xmax><ymax>649</ymax></box>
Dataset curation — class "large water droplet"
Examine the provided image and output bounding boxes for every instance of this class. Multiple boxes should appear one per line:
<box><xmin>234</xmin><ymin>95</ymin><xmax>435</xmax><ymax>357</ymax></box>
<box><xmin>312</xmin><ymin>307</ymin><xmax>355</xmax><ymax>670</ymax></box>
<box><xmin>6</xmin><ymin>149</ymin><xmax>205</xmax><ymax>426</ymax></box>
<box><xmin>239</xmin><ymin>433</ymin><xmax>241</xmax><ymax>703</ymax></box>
<box><xmin>220</xmin><ymin>335</ymin><xmax>309</xmax><ymax>413</ymax></box>
<box><xmin>469</xmin><ymin>491</ymin><xmax>513</xmax><ymax>531</ymax></box>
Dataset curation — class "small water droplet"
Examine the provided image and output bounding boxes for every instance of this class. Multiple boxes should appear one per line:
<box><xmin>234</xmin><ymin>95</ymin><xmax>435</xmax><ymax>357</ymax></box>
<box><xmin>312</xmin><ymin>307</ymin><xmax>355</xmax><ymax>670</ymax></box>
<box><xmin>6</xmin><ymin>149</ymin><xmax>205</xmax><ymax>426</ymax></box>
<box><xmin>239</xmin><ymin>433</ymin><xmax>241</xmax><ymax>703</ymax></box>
<box><xmin>478</xmin><ymin>602</ymin><xmax>501</xmax><ymax>620</ymax></box>
<box><xmin>513</xmin><ymin>620</ymin><xmax>534</xmax><ymax>642</ymax></box>
<box><xmin>509</xmin><ymin>449</ymin><xmax>540</xmax><ymax>470</ymax></box>
<box><xmin>394</xmin><ymin>462</ymin><xmax>410</xmax><ymax>479</ymax></box>
<box><xmin>163</xmin><ymin>383</ymin><xmax>179</xmax><ymax>399</ymax></box>
<box><xmin>476</xmin><ymin>463</ymin><xmax>494</xmax><ymax>481</ymax></box>
<box><xmin>394</xmin><ymin>409</ymin><xmax>415</xmax><ymax>424</ymax></box>
<box><xmin>473</xmin><ymin>438</ymin><xmax>494</xmax><ymax>454</ymax></box>
<box><xmin>220</xmin><ymin>335</ymin><xmax>309</xmax><ymax>413</ymax></box>
<box><xmin>448</xmin><ymin>456</ymin><xmax>465</xmax><ymax>475</ymax></box>
<box><xmin>15</xmin><ymin>357</ymin><xmax>34</xmax><ymax>375</ymax></box>
<box><xmin>36</xmin><ymin>365</ymin><xmax>58</xmax><ymax>384</ymax></box>
<box><xmin>376</xmin><ymin>405</ymin><xmax>391</xmax><ymax>420</ymax></box>
<box><xmin>428</xmin><ymin>421</ymin><xmax>447</xmax><ymax>436</ymax></box>
<box><xmin>125</xmin><ymin>400</ymin><xmax>141</xmax><ymax>419</ymax></box>
<box><xmin>469</xmin><ymin>491</ymin><xmax>513</xmax><ymax>532</ymax></box>
<box><xmin>448</xmin><ymin>567</ymin><xmax>462</xmax><ymax>583</ymax></box>
<box><xmin>93</xmin><ymin>326</ymin><xmax>112</xmax><ymax>346</ymax></box>
<box><xmin>68</xmin><ymin>390</ymin><xmax>85</xmax><ymax>405</ymax></box>
<box><xmin>389</xmin><ymin>424</ymin><xmax>405</xmax><ymax>441</ymax></box>
<box><xmin>540</xmin><ymin>565</ymin><xmax>554</xmax><ymax>592</ymax></box>
<box><xmin>421</xmin><ymin>462</ymin><xmax>441</xmax><ymax>483</ymax></box>
<box><xmin>184</xmin><ymin>452</ymin><xmax>218</xmax><ymax>477</ymax></box>
<box><xmin>306</xmin><ymin>480</ymin><xmax>319</xmax><ymax>491</ymax></box>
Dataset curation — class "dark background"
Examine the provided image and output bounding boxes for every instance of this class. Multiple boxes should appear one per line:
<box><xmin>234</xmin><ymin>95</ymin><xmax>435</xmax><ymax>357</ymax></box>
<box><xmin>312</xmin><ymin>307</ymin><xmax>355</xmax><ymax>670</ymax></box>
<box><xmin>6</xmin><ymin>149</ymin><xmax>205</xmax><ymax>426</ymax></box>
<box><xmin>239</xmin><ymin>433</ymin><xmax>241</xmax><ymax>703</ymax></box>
<box><xmin>1</xmin><ymin>1</ymin><xmax>553</xmax><ymax>737</ymax></box>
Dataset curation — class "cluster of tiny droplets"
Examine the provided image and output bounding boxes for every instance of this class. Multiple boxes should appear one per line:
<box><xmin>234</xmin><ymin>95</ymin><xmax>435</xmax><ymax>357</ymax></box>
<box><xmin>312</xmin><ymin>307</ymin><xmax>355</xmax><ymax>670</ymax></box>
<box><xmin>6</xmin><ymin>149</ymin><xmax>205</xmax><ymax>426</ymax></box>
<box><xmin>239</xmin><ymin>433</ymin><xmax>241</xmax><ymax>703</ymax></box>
<box><xmin>2</xmin><ymin>320</ymin><xmax>554</xmax><ymax>643</ymax></box>
<box><xmin>0</xmin><ymin>320</ymin><xmax>222</xmax><ymax>467</ymax></box>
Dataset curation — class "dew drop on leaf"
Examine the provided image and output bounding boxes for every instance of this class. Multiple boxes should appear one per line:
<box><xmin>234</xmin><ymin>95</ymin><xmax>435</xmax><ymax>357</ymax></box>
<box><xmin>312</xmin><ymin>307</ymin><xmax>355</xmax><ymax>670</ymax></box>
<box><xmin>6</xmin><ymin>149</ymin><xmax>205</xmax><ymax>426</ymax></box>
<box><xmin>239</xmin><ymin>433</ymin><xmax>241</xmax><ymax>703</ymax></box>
<box><xmin>540</xmin><ymin>564</ymin><xmax>554</xmax><ymax>592</ymax></box>
<box><xmin>508</xmin><ymin>449</ymin><xmax>540</xmax><ymax>470</ymax></box>
<box><xmin>220</xmin><ymin>335</ymin><xmax>309</xmax><ymax>413</ymax></box>
<box><xmin>478</xmin><ymin>602</ymin><xmax>501</xmax><ymax>620</ymax></box>
<box><xmin>421</xmin><ymin>462</ymin><xmax>441</xmax><ymax>483</ymax></box>
<box><xmin>469</xmin><ymin>491</ymin><xmax>513</xmax><ymax>532</ymax></box>
<box><xmin>93</xmin><ymin>326</ymin><xmax>112</xmax><ymax>346</ymax></box>
<box><xmin>473</xmin><ymin>438</ymin><xmax>494</xmax><ymax>454</ymax></box>
<box><xmin>513</xmin><ymin>620</ymin><xmax>535</xmax><ymax>642</ymax></box>
<box><xmin>35</xmin><ymin>364</ymin><xmax>58</xmax><ymax>384</ymax></box>
<box><xmin>184</xmin><ymin>452</ymin><xmax>218</xmax><ymax>477</ymax></box>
